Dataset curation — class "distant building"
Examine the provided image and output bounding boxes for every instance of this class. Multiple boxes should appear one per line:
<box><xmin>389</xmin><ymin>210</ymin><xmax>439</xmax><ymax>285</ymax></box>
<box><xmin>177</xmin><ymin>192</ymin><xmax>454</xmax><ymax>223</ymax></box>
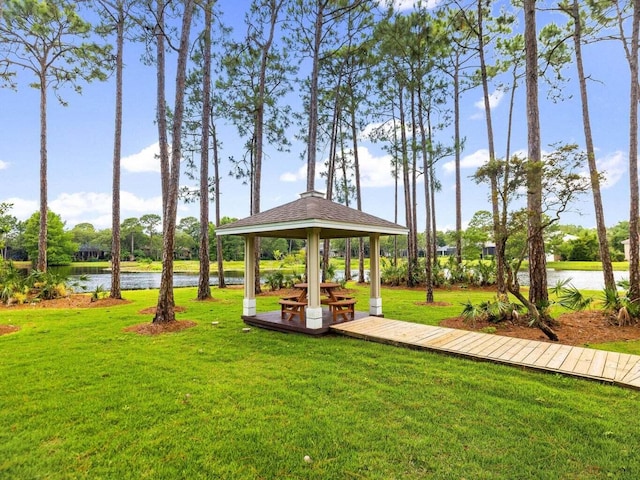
<box><xmin>74</xmin><ymin>243</ymin><xmax>109</xmax><ymax>262</ymax></box>
<box><xmin>622</xmin><ymin>238</ymin><xmax>632</xmax><ymax>261</ymax></box>
<box><xmin>436</xmin><ymin>245</ymin><xmax>457</xmax><ymax>257</ymax></box>
<box><xmin>481</xmin><ymin>242</ymin><xmax>496</xmax><ymax>258</ymax></box>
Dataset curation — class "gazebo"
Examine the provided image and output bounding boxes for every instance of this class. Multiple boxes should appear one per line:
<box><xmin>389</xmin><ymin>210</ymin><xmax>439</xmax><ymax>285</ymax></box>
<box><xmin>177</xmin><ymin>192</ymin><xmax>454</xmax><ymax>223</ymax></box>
<box><xmin>216</xmin><ymin>190</ymin><xmax>408</xmax><ymax>334</ymax></box>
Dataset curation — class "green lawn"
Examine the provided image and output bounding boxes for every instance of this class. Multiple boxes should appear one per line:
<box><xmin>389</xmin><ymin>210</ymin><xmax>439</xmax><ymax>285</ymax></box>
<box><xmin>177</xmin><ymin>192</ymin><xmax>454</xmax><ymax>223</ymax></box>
<box><xmin>1</xmin><ymin>285</ymin><xmax>640</xmax><ymax>479</ymax></box>
<box><xmin>546</xmin><ymin>261</ymin><xmax>630</xmax><ymax>271</ymax></box>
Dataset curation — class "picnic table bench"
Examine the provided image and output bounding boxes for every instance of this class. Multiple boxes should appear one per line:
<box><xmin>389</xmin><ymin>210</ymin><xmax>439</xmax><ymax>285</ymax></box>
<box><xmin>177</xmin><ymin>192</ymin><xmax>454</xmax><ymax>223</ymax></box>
<box><xmin>278</xmin><ymin>298</ymin><xmax>307</xmax><ymax>323</ymax></box>
<box><xmin>327</xmin><ymin>298</ymin><xmax>357</xmax><ymax>322</ymax></box>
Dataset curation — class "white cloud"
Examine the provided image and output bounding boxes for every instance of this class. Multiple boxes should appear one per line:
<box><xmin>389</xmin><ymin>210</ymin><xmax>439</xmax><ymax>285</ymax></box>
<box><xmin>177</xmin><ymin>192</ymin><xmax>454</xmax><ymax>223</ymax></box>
<box><xmin>357</xmin><ymin>148</ymin><xmax>397</xmax><ymax>188</ymax></box>
<box><xmin>280</xmin><ymin>147</ymin><xmax>399</xmax><ymax>188</ymax></box>
<box><xmin>50</xmin><ymin>192</ymin><xmax>112</xmax><ymax>219</ymax></box>
<box><xmin>120</xmin><ymin>191</ymin><xmax>163</xmax><ymax>213</ymax></box>
<box><xmin>45</xmin><ymin>191</ymin><xmax>162</xmax><ymax>228</ymax></box>
<box><xmin>122</xmin><ymin>142</ymin><xmax>162</xmax><ymax>173</ymax></box>
<box><xmin>474</xmin><ymin>90</ymin><xmax>505</xmax><ymax>112</ymax></box>
<box><xmin>0</xmin><ymin>197</ymin><xmax>38</xmax><ymax>220</ymax></box>
<box><xmin>443</xmin><ymin>149</ymin><xmax>489</xmax><ymax>174</ymax></box>
<box><xmin>280</xmin><ymin>164</ymin><xmax>307</xmax><ymax>182</ymax></box>
<box><xmin>0</xmin><ymin>160</ymin><xmax>8</xmax><ymax>170</ymax></box>
<box><xmin>597</xmin><ymin>150</ymin><xmax>627</xmax><ymax>189</ymax></box>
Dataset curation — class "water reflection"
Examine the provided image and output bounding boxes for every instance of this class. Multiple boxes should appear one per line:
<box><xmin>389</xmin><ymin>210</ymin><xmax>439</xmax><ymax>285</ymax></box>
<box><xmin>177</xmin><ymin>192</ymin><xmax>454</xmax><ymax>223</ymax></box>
<box><xmin>50</xmin><ymin>266</ymin><xmax>245</xmax><ymax>291</ymax></box>
<box><xmin>517</xmin><ymin>269</ymin><xmax>628</xmax><ymax>291</ymax></box>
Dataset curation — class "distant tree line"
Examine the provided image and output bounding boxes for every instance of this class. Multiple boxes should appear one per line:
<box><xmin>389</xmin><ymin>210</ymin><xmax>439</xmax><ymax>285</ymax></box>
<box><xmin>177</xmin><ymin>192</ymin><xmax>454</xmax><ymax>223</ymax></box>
<box><xmin>0</xmin><ymin>205</ymin><xmax>632</xmax><ymax>266</ymax></box>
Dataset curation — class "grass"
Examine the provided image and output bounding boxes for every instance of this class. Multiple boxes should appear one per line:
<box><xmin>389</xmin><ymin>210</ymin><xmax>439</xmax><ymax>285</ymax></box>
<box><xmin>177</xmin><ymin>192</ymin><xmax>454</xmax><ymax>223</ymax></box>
<box><xmin>546</xmin><ymin>261</ymin><xmax>629</xmax><ymax>271</ymax></box>
<box><xmin>1</xmin><ymin>284</ymin><xmax>640</xmax><ymax>478</ymax></box>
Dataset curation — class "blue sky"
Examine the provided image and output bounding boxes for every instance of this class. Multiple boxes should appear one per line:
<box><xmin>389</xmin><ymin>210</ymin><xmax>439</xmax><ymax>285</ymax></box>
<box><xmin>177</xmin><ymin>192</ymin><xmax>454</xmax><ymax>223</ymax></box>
<box><xmin>0</xmin><ymin>0</ymin><xmax>634</xmax><ymax>234</ymax></box>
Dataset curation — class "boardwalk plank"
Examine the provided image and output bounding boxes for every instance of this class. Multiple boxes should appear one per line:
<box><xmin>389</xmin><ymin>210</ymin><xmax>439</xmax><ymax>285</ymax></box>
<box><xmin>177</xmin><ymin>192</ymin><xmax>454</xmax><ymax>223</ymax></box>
<box><xmin>354</xmin><ymin>320</ymin><xmax>411</xmax><ymax>337</ymax></box>
<box><xmin>460</xmin><ymin>334</ymin><xmax>501</xmax><ymax>356</ymax></box>
<box><xmin>496</xmin><ymin>339</ymin><xmax>530</xmax><ymax>363</ymax></box>
<box><xmin>558</xmin><ymin>347</ymin><xmax>583</xmax><ymax>372</ymax></box>
<box><xmin>545</xmin><ymin>345</ymin><xmax>574</xmax><ymax>370</ymax></box>
<box><xmin>586</xmin><ymin>350</ymin><xmax>609</xmax><ymax>378</ymax></box>
<box><xmin>620</xmin><ymin>360</ymin><xmax>640</xmax><ymax>384</ymax></box>
<box><xmin>422</xmin><ymin>330</ymin><xmax>469</xmax><ymax>349</ymax></box>
<box><xmin>330</xmin><ymin>317</ymin><xmax>640</xmax><ymax>389</ymax></box>
<box><xmin>476</xmin><ymin>335</ymin><xmax>513</xmax><ymax>357</ymax></box>
<box><xmin>521</xmin><ymin>343</ymin><xmax>552</xmax><ymax>365</ymax></box>
<box><xmin>484</xmin><ymin>337</ymin><xmax>525</xmax><ymax>361</ymax></box>
<box><xmin>614</xmin><ymin>354</ymin><xmax>635</xmax><ymax>382</ymax></box>
<box><xmin>412</xmin><ymin>327</ymin><xmax>452</xmax><ymax>344</ymax></box>
<box><xmin>438</xmin><ymin>332</ymin><xmax>481</xmax><ymax>351</ymax></box>
<box><xmin>509</xmin><ymin>342</ymin><xmax>540</xmax><ymax>364</ymax></box>
<box><xmin>572</xmin><ymin>349</ymin><xmax>597</xmax><ymax>376</ymax></box>
<box><xmin>384</xmin><ymin>324</ymin><xmax>434</xmax><ymax>342</ymax></box>
<box><xmin>531</xmin><ymin>343</ymin><xmax>563</xmax><ymax>368</ymax></box>
<box><xmin>415</xmin><ymin>328</ymin><xmax>463</xmax><ymax>347</ymax></box>
<box><xmin>601</xmin><ymin>352</ymin><xmax>621</xmax><ymax>380</ymax></box>
<box><xmin>393</xmin><ymin>326</ymin><xmax>439</xmax><ymax>346</ymax></box>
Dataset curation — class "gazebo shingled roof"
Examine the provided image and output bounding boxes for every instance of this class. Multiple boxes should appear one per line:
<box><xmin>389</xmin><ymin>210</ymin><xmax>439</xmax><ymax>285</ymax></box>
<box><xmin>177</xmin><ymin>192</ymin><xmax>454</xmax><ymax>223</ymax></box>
<box><xmin>215</xmin><ymin>190</ymin><xmax>408</xmax><ymax>239</ymax></box>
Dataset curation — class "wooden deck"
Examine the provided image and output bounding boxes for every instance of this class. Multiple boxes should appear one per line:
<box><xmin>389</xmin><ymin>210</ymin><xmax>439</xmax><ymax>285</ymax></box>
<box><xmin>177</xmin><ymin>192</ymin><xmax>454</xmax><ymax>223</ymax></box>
<box><xmin>331</xmin><ymin>317</ymin><xmax>640</xmax><ymax>390</ymax></box>
<box><xmin>243</xmin><ymin>309</ymin><xmax>369</xmax><ymax>335</ymax></box>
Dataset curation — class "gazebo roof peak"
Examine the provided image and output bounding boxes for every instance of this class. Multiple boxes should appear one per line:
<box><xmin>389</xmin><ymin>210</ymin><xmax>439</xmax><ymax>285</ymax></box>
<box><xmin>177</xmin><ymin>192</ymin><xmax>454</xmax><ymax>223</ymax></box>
<box><xmin>299</xmin><ymin>190</ymin><xmax>325</xmax><ymax>199</ymax></box>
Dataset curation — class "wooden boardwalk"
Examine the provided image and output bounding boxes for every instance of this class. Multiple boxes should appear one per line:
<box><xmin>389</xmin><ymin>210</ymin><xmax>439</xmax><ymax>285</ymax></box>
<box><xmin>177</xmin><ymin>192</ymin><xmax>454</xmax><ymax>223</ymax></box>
<box><xmin>331</xmin><ymin>317</ymin><xmax>640</xmax><ymax>390</ymax></box>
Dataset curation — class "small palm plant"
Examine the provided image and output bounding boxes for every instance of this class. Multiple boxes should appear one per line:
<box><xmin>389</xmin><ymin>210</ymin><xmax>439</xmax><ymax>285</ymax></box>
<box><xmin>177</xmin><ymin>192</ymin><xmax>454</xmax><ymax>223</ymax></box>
<box><xmin>551</xmin><ymin>279</ymin><xmax>593</xmax><ymax>312</ymax></box>
<box><xmin>91</xmin><ymin>284</ymin><xmax>107</xmax><ymax>302</ymax></box>
<box><xmin>601</xmin><ymin>287</ymin><xmax>639</xmax><ymax>327</ymax></box>
<box><xmin>461</xmin><ymin>299</ymin><xmax>483</xmax><ymax>327</ymax></box>
<box><xmin>461</xmin><ymin>297</ymin><xmax>522</xmax><ymax>327</ymax></box>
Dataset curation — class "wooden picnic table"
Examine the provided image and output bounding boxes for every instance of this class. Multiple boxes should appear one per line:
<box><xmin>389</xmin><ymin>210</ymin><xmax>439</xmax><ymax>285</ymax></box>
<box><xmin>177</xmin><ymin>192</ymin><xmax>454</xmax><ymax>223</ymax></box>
<box><xmin>293</xmin><ymin>282</ymin><xmax>341</xmax><ymax>302</ymax></box>
<box><xmin>293</xmin><ymin>282</ymin><xmax>356</xmax><ymax>322</ymax></box>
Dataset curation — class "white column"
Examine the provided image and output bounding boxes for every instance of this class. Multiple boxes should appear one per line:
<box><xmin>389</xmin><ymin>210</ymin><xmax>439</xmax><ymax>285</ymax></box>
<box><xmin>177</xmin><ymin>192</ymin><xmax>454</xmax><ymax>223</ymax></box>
<box><xmin>369</xmin><ymin>233</ymin><xmax>383</xmax><ymax>316</ymax></box>
<box><xmin>243</xmin><ymin>235</ymin><xmax>256</xmax><ymax>316</ymax></box>
<box><xmin>306</xmin><ymin>228</ymin><xmax>323</xmax><ymax>329</ymax></box>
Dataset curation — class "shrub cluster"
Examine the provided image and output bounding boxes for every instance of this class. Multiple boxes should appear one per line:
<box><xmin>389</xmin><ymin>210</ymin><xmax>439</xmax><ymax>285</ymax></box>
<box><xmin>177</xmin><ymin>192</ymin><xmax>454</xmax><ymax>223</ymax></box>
<box><xmin>0</xmin><ymin>261</ymin><xmax>74</xmax><ymax>305</ymax></box>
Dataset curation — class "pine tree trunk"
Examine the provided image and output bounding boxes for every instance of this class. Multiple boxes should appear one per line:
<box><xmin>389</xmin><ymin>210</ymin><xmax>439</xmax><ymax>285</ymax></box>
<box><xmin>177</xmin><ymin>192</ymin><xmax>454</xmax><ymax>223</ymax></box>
<box><xmin>350</xmin><ymin>104</ymin><xmax>365</xmax><ymax>284</ymax></box>
<box><xmin>524</xmin><ymin>0</ymin><xmax>548</xmax><ymax>307</ymax></box>
<box><xmin>570</xmin><ymin>0</ymin><xmax>616</xmax><ymax>291</ymax></box>
<box><xmin>454</xmin><ymin>54</ymin><xmax>462</xmax><ymax>265</ymax></box>
<box><xmin>110</xmin><ymin>3</ymin><xmax>124</xmax><ymax>300</ymax></box>
<box><xmin>398</xmin><ymin>87</ymin><xmax>414</xmax><ymax>286</ymax></box>
<box><xmin>477</xmin><ymin>0</ymin><xmax>505</xmax><ymax>296</ymax></box>
<box><xmin>213</xmin><ymin>124</ymin><xmax>226</xmax><ymax>288</ymax></box>
<box><xmin>307</xmin><ymin>1</ymin><xmax>324</xmax><ymax>191</ymax></box>
<box><xmin>37</xmin><ymin>75</ymin><xmax>47</xmax><ymax>272</ymax></box>
<box><xmin>154</xmin><ymin>1</ymin><xmax>195</xmax><ymax>323</ymax></box>
<box><xmin>198</xmin><ymin>1</ymin><xmax>212</xmax><ymax>300</ymax></box>
<box><xmin>628</xmin><ymin>0</ymin><xmax>640</xmax><ymax>302</ymax></box>
<box><xmin>418</xmin><ymin>86</ymin><xmax>433</xmax><ymax>303</ymax></box>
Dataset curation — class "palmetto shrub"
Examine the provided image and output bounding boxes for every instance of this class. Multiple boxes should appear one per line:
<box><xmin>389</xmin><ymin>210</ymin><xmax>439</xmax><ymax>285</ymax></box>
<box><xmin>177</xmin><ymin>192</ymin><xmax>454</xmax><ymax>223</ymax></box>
<box><xmin>601</xmin><ymin>287</ymin><xmax>640</xmax><ymax>327</ymax></box>
<box><xmin>461</xmin><ymin>297</ymin><xmax>522</xmax><ymax>326</ymax></box>
<box><xmin>0</xmin><ymin>261</ymin><xmax>27</xmax><ymax>304</ymax></box>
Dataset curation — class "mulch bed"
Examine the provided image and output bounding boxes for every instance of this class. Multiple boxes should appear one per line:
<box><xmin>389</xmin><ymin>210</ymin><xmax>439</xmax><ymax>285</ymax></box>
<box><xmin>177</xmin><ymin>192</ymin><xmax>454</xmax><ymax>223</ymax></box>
<box><xmin>0</xmin><ymin>324</ymin><xmax>20</xmax><ymax>335</ymax></box>
<box><xmin>440</xmin><ymin>310</ymin><xmax>640</xmax><ymax>346</ymax></box>
<box><xmin>123</xmin><ymin>320</ymin><xmax>197</xmax><ymax>336</ymax></box>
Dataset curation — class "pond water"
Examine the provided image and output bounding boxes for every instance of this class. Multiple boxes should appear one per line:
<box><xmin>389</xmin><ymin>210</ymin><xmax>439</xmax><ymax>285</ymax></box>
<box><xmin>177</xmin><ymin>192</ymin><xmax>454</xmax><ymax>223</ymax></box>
<box><xmin>50</xmin><ymin>266</ymin><xmax>245</xmax><ymax>292</ymax></box>
<box><xmin>51</xmin><ymin>266</ymin><xmax>627</xmax><ymax>292</ymax></box>
<box><xmin>517</xmin><ymin>269</ymin><xmax>628</xmax><ymax>291</ymax></box>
